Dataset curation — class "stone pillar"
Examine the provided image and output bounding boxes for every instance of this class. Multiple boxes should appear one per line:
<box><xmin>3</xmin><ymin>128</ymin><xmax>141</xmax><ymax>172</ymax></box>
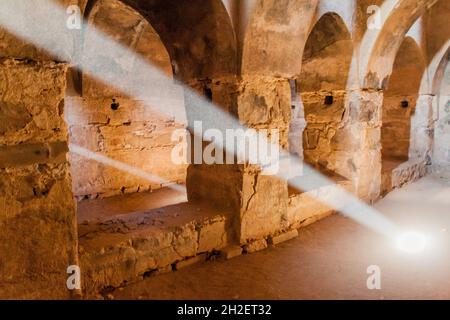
<box><xmin>184</xmin><ymin>75</ymin><xmax>292</xmax><ymax>244</ymax></box>
<box><xmin>0</xmin><ymin>59</ymin><xmax>78</xmax><ymax>299</ymax></box>
<box><xmin>347</xmin><ymin>89</ymin><xmax>383</xmax><ymax>202</ymax></box>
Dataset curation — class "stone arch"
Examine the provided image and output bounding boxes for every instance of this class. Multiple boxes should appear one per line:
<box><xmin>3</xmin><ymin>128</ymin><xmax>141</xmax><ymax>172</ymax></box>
<box><xmin>380</xmin><ymin>36</ymin><xmax>426</xmax><ymax>195</ymax></box>
<box><xmin>82</xmin><ymin>0</ymin><xmax>173</xmax><ymax>97</ymax></box>
<box><xmin>361</xmin><ymin>0</ymin><xmax>436</xmax><ymax>89</ymax></box>
<box><xmin>81</xmin><ymin>0</ymin><xmax>238</xmax><ymax>83</ymax></box>
<box><xmin>300</xmin><ymin>12</ymin><xmax>353</xmax><ymax>92</ymax></box>
<box><xmin>289</xmin><ymin>12</ymin><xmax>354</xmax><ymax>181</ymax></box>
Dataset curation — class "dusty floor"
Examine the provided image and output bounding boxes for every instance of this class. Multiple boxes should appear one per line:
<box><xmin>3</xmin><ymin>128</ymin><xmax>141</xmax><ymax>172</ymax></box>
<box><xmin>111</xmin><ymin>175</ymin><xmax>450</xmax><ymax>300</ymax></box>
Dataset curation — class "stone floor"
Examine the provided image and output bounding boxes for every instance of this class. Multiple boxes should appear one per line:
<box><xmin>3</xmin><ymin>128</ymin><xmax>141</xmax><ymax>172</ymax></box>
<box><xmin>111</xmin><ymin>175</ymin><xmax>450</xmax><ymax>300</ymax></box>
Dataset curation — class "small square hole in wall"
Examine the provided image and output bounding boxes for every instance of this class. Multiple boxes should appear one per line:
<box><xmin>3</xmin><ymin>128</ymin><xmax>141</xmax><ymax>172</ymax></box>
<box><xmin>324</xmin><ymin>95</ymin><xmax>334</xmax><ymax>105</ymax></box>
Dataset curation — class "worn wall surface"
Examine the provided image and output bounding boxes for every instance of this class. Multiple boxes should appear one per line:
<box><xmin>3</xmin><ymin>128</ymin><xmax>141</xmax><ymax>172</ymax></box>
<box><xmin>67</xmin><ymin>97</ymin><xmax>187</xmax><ymax>199</ymax></box>
<box><xmin>0</xmin><ymin>59</ymin><xmax>77</xmax><ymax>299</ymax></box>
<box><xmin>433</xmin><ymin>63</ymin><xmax>450</xmax><ymax>178</ymax></box>
<box><xmin>0</xmin><ymin>0</ymin><xmax>449</xmax><ymax>299</ymax></box>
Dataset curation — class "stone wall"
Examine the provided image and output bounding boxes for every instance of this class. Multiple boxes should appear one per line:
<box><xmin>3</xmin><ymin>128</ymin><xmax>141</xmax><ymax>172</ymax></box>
<box><xmin>0</xmin><ymin>59</ymin><xmax>77</xmax><ymax>299</ymax></box>
<box><xmin>67</xmin><ymin>0</ymin><xmax>188</xmax><ymax>200</ymax></box>
<box><xmin>433</xmin><ymin>64</ymin><xmax>450</xmax><ymax>178</ymax></box>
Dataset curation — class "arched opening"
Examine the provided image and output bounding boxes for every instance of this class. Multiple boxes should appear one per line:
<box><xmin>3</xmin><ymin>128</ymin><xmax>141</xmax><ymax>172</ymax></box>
<box><xmin>380</xmin><ymin>37</ymin><xmax>426</xmax><ymax>195</ymax></box>
<box><xmin>289</xmin><ymin>13</ymin><xmax>353</xmax><ymax>192</ymax></box>
<box><xmin>66</xmin><ymin>0</ymin><xmax>188</xmax><ymax>224</ymax></box>
<box><xmin>63</xmin><ymin>0</ymin><xmax>238</xmax><ymax>292</ymax></box>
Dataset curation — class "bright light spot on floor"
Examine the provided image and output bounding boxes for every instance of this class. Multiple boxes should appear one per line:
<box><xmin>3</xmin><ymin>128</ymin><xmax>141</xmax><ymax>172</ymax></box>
<box><xmin>396</xmin><ymin>231</ymin><xmax>428</xmax><ymax>254</ymax></box>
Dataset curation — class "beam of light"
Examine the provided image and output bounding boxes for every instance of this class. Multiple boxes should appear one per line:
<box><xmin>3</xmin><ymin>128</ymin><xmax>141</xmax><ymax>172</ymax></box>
<box><xmin>69</xmin><ymin>144</ymin><xmax>187</xmax><ymax>194</ymax></box>
<box><xmin>396</xmin><ymin>231</ymin><xmax>428</xmax><ymax>254</ymax></box>
<box><xmin>0</xmin><ymin>0</ymin><xmax>398</xmax><ymax>238</ymax></box>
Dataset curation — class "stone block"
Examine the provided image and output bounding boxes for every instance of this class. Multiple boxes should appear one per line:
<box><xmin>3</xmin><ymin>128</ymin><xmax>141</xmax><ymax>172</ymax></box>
<box><xmin>198</xmin><ymin>219</ymin><xmax>228</xmax><ymax>253</ymax></box>
<box><xmin>220</xmin><ymin>246</ymin><xmax>243</xmax><ymax>260</ymax></box>
<box><xmin>269</xmin><ymin>229</ymin><xmax>299</xmax><ymax>245</ymax></box>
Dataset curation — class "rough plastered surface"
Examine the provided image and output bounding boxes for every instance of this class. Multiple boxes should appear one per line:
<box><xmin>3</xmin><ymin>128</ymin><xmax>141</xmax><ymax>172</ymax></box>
<box><xmin>0</xmin><ymin>59</ymin><xmax>78</xmax><ymax>299</ymax></box>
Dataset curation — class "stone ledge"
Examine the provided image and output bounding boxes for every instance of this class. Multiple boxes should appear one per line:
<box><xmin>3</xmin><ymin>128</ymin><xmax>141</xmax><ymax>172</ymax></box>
<box><xmin>79</xmin><ymin>202</ymin><xmax>233</xmax><ymax>294</ymax></box>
